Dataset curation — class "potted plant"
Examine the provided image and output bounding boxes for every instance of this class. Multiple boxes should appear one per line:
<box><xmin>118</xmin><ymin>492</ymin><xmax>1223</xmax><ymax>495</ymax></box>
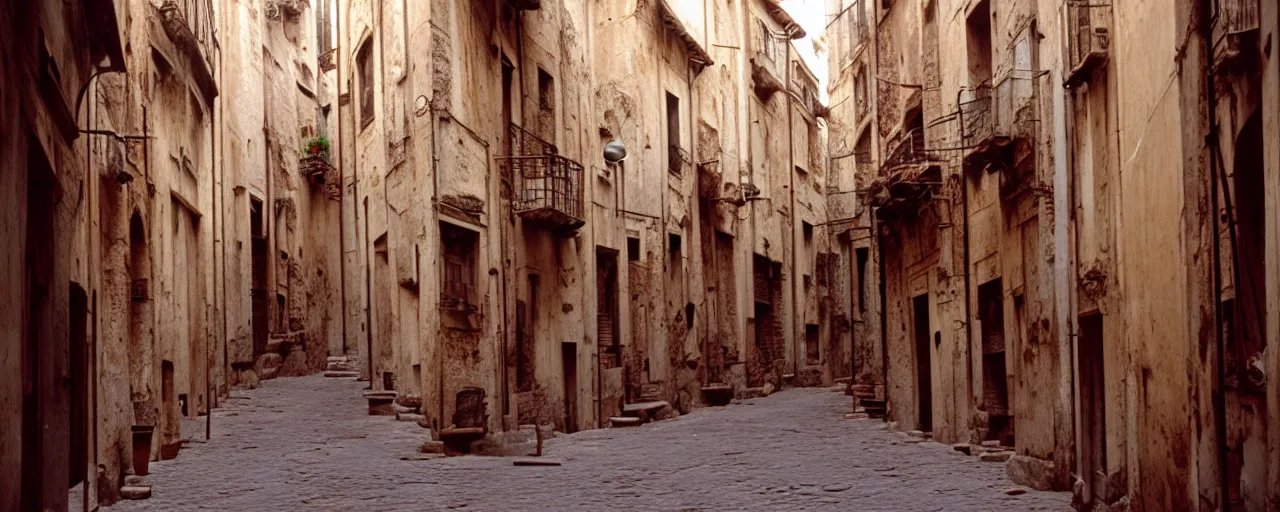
<box><xmin>303</xmin><ymin>135</ymin><xmax>329</xmax><ymax>157</ymax></box>
<box><xmin>131</xmin><ymin>425</ymin><xmax>154</xmax><ymax>475</ymax></box>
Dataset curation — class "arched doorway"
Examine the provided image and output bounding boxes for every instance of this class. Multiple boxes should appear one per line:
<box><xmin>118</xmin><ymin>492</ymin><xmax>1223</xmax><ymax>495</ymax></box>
<box><xmin>128</xmin><ymin>212</ymin><xmax>156</xmax><ymax>430</ymax></box>
<box><xmin>1223</xmin><ymin>110</ymin><xmax>1266</xmax><ymax>510</ymax></box>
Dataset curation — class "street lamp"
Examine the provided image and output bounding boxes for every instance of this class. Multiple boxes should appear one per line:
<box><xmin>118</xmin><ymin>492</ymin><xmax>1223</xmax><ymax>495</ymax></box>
<box><xmin>604</xmin><ymin>140</ymin><xmax>626</xmax><ymax>217</ymax></box>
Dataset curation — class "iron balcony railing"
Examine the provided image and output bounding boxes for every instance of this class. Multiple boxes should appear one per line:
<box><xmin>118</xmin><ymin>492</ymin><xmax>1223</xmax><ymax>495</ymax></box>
<box><xmin>880</xmin><ymin>127</ymin><xmax>934</xmax><ymax>174</ymax></box>
<box><xmin>1064</xmin><ymin>1</ymin><xmax>1110</xmax><ymax>84</ymax></box>
<box><xmin>669</xmin><ymin>144</ymin><xmax>692</xmax><ymax>177</ymax></box>
<box><xmin>505</xmin><ymin>123</ymin><xmax>584</xmax><ymax>226</ymax></box>
<box><xmin>959</xmin><ymin>71</ymin><xmax>1039</xmax><ymax>150</ymax></box>
<box><xmin>160</xmin><ymin>0</ymin><xmax>217</xmax><ymax>69</ymax></box>
<box><xmin>1219</xmin><ymin>0</ymin><xmax>1260</xmax><ymax>34</ymax></box>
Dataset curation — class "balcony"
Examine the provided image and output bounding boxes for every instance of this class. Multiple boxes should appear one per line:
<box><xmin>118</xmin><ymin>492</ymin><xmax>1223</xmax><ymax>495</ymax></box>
<box><xmin>504</xmin><ymin>124</ymin><xmax>585</xmax><ymax>235</ymax></box>
<box><xmin>1063</xmin><ymin>1</ymin><xmax>1110</xmax><ymax>86</ymax></box>
<box><xmin>1214</xmin><ymin>0</ymin><xmax>1260</xmax><ymax>69</ymax></box>
<box><xmin>669</xmin><ymin>145</ymin><xmax>692</xmax><ymax>177</ymax></box>
<box><xmin>959</xmin><ymin>72</ymin><xmax>1039</xmax><ymax>171</ymax></box>
<box><xmin>507</xmin><ymin>0</ymin><xmax>541</xmax><ymax>10</ymax></box>
<box><xmin>160</xmin><ymin>0</ymin><xmax>215</xmax><ymax>69</ymax></box>
<box><xmin>1220</xmin><ymin>0</ymin><xmax>1260</xmax><ymax>34</ymax></box>
<box><xmin>864</xmin><ymin>128</ymin><xmax>943</xmax><ymax>220</ymax></box>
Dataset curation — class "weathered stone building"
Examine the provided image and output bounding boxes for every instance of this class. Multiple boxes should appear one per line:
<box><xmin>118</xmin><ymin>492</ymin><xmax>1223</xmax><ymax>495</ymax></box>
<box><xmin>335</xmin><ymin>0</ymin><xmax>843</xmax><ymax>438</ymax></box>
<box><xmin>5</xmin><ymin>0</ymin><xmax>341</xmax><ymax>508</ymax></box>
<box><xmin>828</xmin><ymin>0</ymin><xmax>1279</xmax><ymax>508</ymax></box>
<box><xmin>2</xmin><ymin>3</ymin><xmax>127</xmax><ymax>511</ymax></box>
<box><xmin>6</xmin><ymin>0</ymin><xmax>844</xmax><ymax>507</ymax></box>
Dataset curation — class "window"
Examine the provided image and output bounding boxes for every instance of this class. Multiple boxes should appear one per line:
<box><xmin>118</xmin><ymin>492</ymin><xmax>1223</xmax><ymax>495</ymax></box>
<box><xmin>856</xmin><ymin>247</ymin><xmax>869</xmax><ymax>314</ymax></box>
<box><xmin>357</xmin><ymin>38</ymin><xmax>374</xmax><ymax>128</ymax></box>
<box><xmin>759</xmin><ymin>20</ymin><xmax>778</xmax><ymax>62</ymax></box>
<box><xmin>440</xmin><ymin>222</ymin><xmax>478</xmax><ymax>307</ymax></box>
<box><xmin>666</xmin><ymin>92</ymin><xmax>680</xmax><ymax>149</ymax></box>
<box><xmin>854</xmin><ymin>67</ymin><xmax>868</xmax><ymax>117</ymax></box>
<box><xmin>802</xmin><ymin>221</ymin><xmax>814</xmax><ymax>280</ymax></box>
<box><xmin>627</xmin><ymin>237</ymin><xmax>641</xmax><ymax>262</ymax></box>
<box><xmin>966</xmin><ymin>0</ymin><xmax>993</xmax><ymax>87</ymax></box>
<box><xmin>537</xmin><ymin>67</ymin><xmax>555</xmax><ymax>141</ymax></box>
<box><xmin>667</xmin><ymin>92</ymin><xmax>683</xmax><ymax>175</ymax></box>
<box><xmin>805</xmin><ymin>324</ymin><xmax>820</xmax><ymax>365</ymax></box>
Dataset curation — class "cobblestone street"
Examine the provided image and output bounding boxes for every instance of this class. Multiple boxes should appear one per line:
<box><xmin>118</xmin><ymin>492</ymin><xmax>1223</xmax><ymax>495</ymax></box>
<box><xmin>112</xmin><ymin>376</ymin><xmax>1071</xmax><ymax>511</ymax></box>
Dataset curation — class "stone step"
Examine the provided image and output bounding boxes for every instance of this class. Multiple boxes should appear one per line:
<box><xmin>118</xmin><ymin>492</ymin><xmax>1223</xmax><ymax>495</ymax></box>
<box><xmin>259</xmin><ymin>367</ymin><xmax>279</xmax><ymax>381</ymax></box>
<box><xmin>701</xmin><ymin>384</ymin><xmax>733</xmax><ymax>407</ymax></box>
<box><xmin>609</xmin><ymin>416</ymin><xmax>644</xmax><ymax>427</ymax></box>
<box><xmin>419</xmin><ymin>440</ymin><xmax>445</xmax><ymax>454</ymax></box>
<box><xmin>392</xmin><ymin>403</ymin><xmax>418</xmax><ymax>415</ymax></box>
<box><xmin>512</xmin><ymin>458</ymin><xmax>562</xmax><ymax>467</ymax></box>
<box><xmin>120</xmin><ymin>486</ymin><xmax>152</xmax><ymax>500</ymax></box>
<box><xmin>324</xmin><ymin>370</ymin><xmax>359</xmax><ymax>378</ymax></box>
<box><xmin>363</xmin><ymin>390</ymin><xmax>398</xmax><ymax>416</ymax></box>
<box><xmin>979</xmin><ymin>450</ymin><xmax>1013</xmax><ymax>462</ymax></box>
<box><xmin>396</xmin><ymin>413</ymin><xmax>425</xmax><ymax>423</ymax></box>
<box><xmin>327</xmin><ymin>356</ymin><xmax>349</xmax><ymax>363</ymax></box>
<box><xmin>124</xmin><ymin>475</ymin><xmax>146</xmax><ymax>487</ymax></box>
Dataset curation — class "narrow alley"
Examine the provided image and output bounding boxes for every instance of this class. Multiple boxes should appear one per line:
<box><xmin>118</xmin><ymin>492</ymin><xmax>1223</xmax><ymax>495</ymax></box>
<box><xmin>111</xmin><ymin>375</ymin><xmax>1069</xmax><ymax>511</ymax></box>
<box><xmin>5</xmin><ymin>0</ymin><xmax>1278</xmax><ymax>510</ymax></box>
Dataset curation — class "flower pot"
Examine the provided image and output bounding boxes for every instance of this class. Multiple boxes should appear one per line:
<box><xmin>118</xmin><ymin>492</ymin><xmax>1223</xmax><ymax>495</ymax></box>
<box><xmin>131</xmin><ymin>425</ymin><xmax>155</xmax><ymax>476</ymax></box>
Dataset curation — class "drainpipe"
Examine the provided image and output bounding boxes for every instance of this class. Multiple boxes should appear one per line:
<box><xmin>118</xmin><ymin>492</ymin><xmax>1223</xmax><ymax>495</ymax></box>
<box><xmin>875</xmin><ymin>208</ymin><xmax>888</xmax><ymax>403</ymax></box>
<box><xmin>1051</xmin><ymin>14</ymin><xmax>1074</xmax><ymax>488</ymax></box>
<box><xmin>785</xmin><ymin>38</ymin><xmax>799</xmax><ymax>379</ymax></box>
<box><xmin>207</xmin><ymin>33</ymin><xmax>217</xmax><ymax>441</ymax></box>
<box><xmin>336</xmin><ymin>0</ymin><xmax>348</xmax><ymax>357</ymax></box>
<box><xmin>218</xmin><ymin>0</ymin><xmax>230</xmax><ymax>424</ymax></box>
<box><xmin>1200</xmin><ymin>0</ymin><xmax>1230</xmax><ymax>501</ymax></box>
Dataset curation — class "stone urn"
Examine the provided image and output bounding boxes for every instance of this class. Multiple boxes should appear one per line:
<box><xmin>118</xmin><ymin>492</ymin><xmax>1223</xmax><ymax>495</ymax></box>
<box><xmin>131</xmin><ymin>425</ymin><xmax>155</xmax><ymax>476</ymax></box>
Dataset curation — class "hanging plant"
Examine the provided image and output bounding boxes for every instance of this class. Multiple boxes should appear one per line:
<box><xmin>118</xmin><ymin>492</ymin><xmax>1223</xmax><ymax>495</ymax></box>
<box><xmin>303</xmin><ymin>135</ymin><xmax>329</xmax><ymax>156</ymax></box>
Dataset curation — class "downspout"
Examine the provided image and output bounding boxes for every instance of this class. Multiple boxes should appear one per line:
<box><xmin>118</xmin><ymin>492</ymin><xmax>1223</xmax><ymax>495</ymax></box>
<box><xmin>586</xmin><ymin>0</ymin><xmax>599</xmax><ymax>425</ymax></box>
<box><xmin>687</xmin><ymin>49</ymin><xmax>696</xmax><ymax>384</ymax></box>
<box><xmin>1200</xmin><ymin>0</ymin><xmax>1231</xmax><ymax>504</ymax></box>
<box><xmin>218</xmin><ymin>0</ymin><xmax>231</xmax><ymax>419</ymax></box>
<box><xmin>207</xmin><ymin>33</ymin><xmax>217</xmax><ymax>441</ymax></box>
<box><xmin>85</xmin><ymin>74</ymin><xmax>95</xmax><ymax>512</ymax></box>
<box><xmin>961</xmin><ymin>151</ymin><xmax>974</xmax><ymax>411</ymax></box>
<box><xmin>875</xmin><ymin>208</ymin><xmax>888</xmax><ymax>403</ymax></box>
<box><xmin>1052</xmin><ymin>14</ymin><xmax>1075</xmax><ymax>488</ymax></box>
<box><xmin>785</xmin><ymin>38</ymin><xmax>799</xmax><ymax>377</ymax></box>
<box><xmin>348</xmin><ymin>1</ymin><xmax>370</xmax><ymax>383</ymax></box>
<box><xmin>336</xmin><ymin>0</ymin><xmax>348</xmax><ymax>356</ymax></box>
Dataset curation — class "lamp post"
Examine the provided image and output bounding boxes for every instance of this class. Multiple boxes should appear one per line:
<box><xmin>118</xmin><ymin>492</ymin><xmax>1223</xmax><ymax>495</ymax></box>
<box><xmin>603</xmin><ymin>140</ymin><xmax>627</xmax><ymax>217</ymax></box>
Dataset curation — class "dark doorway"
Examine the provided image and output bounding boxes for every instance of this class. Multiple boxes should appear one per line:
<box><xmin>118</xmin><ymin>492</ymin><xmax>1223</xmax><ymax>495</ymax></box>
<box><xmin>22</xmin><ymin>142</ymin><xmax>55</xmax><ymax>511</ymax></box>
<box><xmin>978</xmin><ymin>279</ymin><xmax>1011</xmax><ymax>444</ymax></box>
<box><xmin>372</xmin><ymin>234</ymin><xmax>392</xmax><ymax>390</ymax></box>
<box><xmin>1230</xmin><ymin>111</ymin><xmax>1266</xmax><ymax>385</ymax></box>
<box><xmin>596</xmin><ymin>249</ymin><xmax>622</xmax><ymax>425</ymax></box>
<box><xmin>68</xmin><ymin>284</ymin><xmax>88</xmax><ymax>488</ymax></box>
<box><xmin>597</xmin><ymin>250</ymin><xmax>620</xmax><ymax>369</ymax></box>
<box><xmin>160</xmin><ymin>360</ymin><xmax>177</xmax><ymax>459</ymax></box>
<box><xmin>515</xmin><ymin>301</ymin><xmax>530</xmax><ymax>392</ymax></box>
<box><xmin>561</xmin><ymin>343</ymin><xmax>578</xmax><ymax>433</ymax></box>
<box><xmin>912</xmin><ymin>294</ymin><xmax>933</xmax><ymax>432</ymax></box>
<box><xmin>805</xmin><ymin>324</ymin><xmax>821</xmax><ymax>365</ymax></box>
<box><xmin>250</xmin><ymin>198</ymin><xmax>268</xmax><ymax>357</ymax></box>
<box><xmin>1078</xmin><ymin>312</ymin><xmax>1107</xmax><ymax>505</ymax></box>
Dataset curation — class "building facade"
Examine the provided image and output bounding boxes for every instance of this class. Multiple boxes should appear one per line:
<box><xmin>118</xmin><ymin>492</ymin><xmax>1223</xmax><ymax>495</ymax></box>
<box><xmin>5</xmin><ymin>0</ymin><xmax>846</xmax><ymax>507</ymax></box>
<box><xmin>336</xmin><ymin>0</ymin><xmax>843</xmax><ymax>436</ymax></box>
<box><xmin>827</xmin><ymin>0</ymin><xmax>1280</xmax><ymax>508</ymax></box>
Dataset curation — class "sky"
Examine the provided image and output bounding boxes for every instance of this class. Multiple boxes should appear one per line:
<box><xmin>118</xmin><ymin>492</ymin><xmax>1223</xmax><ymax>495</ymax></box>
<box><xmin>783</xmin><ymin>0</ymin><xmax>830</xmax><ymax>98</ymax></box>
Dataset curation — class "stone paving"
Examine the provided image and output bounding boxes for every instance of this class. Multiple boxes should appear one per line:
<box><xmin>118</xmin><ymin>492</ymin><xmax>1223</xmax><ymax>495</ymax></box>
<box><xmin>112</xmin><ymin>375</ymin><xmax>1071</xmax><ymax>511</ymax></box>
